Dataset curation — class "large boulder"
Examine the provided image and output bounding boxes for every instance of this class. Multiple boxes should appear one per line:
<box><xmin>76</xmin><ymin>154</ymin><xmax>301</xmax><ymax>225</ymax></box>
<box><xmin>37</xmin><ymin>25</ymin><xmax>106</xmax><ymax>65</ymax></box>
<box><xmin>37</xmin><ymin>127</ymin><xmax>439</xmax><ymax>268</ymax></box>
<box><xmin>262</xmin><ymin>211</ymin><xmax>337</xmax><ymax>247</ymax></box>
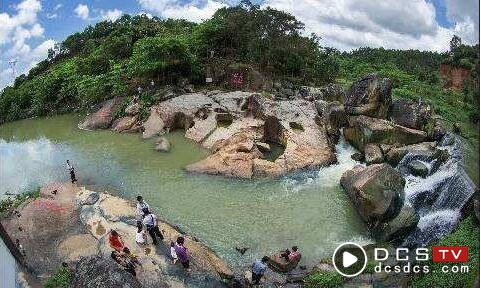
<box><xmin>267</xmin><ymin>253</ymin><xmax>301</xmax><ymax>273</ymax></box>
<box><xmin>389</xmin><ymin>98</ymin><xmax>433</xmax><ymax>130</ymax></box>
<box><xmin>343</xmin><ymin>115</ymin><xmax>427</xmax><ymax>151</ymax></box>
<box><xmin>340</xmin><ymin>164</ymin><xmax>405</xmax><ymax>225</ymax></box>
<box><xmin>72</xmin><ymin>256</ymin><xmax>144</xmax><ymax>288</ymax></box>
<box><xmin>344</xmin><ymin>74</ymin><xmax>392</xmax><ymax>119</ymax></box>
<box><xmin>385</xmin><ymin>142</ymin><xmax>436</xmax><ymax>165</ymax></box>
<box><xmin>299</xmin><ymin>83</ymin><xmax>345</xmax><ymax>102</ymax></box>
<box><xmin>79</xmin><ymin>98</ymin><xmax>124</xmax><ymax>130</ymax></box>
<box><xmin>372</xmin><ymin>205</ymin><xmax>420</xmax><ymax>242</ymax></box>
<box><xmin>315</xmin><ymin>100</ymin><xmax>348</xmax><ymax>143</ymax></box>
<box><xmin>364</xmin><ymin>143</ymin><xmax>384</xmax><ymax>165</ymax></box>
<box><xmin>154</xmin><ymin>137</ymin><xmax>171</xmax><ymax>152</ymax></box>
<box><xmin>111</xmin><ymin>115</ymin><xmax>138</xmax><ymax>133</ymax></box>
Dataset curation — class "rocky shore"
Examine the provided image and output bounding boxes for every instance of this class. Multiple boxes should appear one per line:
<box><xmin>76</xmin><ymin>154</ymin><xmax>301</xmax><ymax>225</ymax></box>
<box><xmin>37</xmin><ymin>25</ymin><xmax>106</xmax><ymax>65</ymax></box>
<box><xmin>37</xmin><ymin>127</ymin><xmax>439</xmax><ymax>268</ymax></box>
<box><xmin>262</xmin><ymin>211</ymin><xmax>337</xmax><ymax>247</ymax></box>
<box><xmin>1</xmin><ymin>182</ymin><xmax>233</xmax><ymax>287</ymax></box>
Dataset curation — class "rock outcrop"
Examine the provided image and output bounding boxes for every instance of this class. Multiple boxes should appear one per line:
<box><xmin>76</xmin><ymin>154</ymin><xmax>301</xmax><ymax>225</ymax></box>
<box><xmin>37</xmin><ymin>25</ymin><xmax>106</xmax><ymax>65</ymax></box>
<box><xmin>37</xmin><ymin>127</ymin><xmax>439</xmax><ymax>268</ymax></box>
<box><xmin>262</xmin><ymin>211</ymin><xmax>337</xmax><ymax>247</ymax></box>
<box><xmin>135</xmin><ymin>92</ymin><xmax>336</xmax><ymax>178</ymax></box>
<box><xmin>344</xmin><ymin>115</ymin><xmax>427</xmax><ymax>151</ymax></box>
<box><xmin>72</xmin><ymin>256</ymin><xmax>144</xmax><ymax>288</ymax></box>
<box><xmin>372</xmin><ymin>204</ymin><xmax>419</xmax><ymax>242</ymax></box>
<box><xmin>364</xmin><ymin>143</ymin><xmax>383</xmax><ymax>165</ymax></box>
<box><xmin>389</xmin><ymin>98</ymin><xmax>433</xmax><ymax>131</ymax></box>
<box><xmin>79</xmin><ymin>98</ymin><xmax>124</xmax><ymax>130</ymax></box>
<box><xmin>344</xmin><ymin>74</ymin><xmax>392</xmax><ymax>119</ymax></box>
<box><xmin>340</xmin><ymin>164</ymin><xmax>405</xmax><ymax>225</ymax></box>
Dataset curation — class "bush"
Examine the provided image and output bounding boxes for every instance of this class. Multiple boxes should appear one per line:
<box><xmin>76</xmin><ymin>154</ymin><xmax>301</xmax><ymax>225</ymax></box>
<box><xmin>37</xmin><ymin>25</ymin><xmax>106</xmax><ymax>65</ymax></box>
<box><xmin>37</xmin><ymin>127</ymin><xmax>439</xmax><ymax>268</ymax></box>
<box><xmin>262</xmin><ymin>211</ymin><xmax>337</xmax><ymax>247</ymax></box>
<box><xmin>0</xmin><ymin>188</ymin><xmax>40</xmax><ymax>219</ymax></box>
<box><xmin>304</xmin><ymin>271</ymin><xmax>346</xmax><ymax>288</ymax></box>
<box><xmin>43</xmin><ymin>267</ymin><xmax>72</xmax><ymax>288</ymax></box>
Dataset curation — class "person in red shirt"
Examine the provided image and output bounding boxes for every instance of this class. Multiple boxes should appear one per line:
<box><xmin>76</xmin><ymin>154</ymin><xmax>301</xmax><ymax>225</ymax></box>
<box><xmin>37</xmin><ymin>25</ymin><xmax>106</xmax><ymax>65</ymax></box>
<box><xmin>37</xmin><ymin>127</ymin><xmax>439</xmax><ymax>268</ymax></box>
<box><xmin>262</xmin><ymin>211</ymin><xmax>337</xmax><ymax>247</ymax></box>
<box><xmin>108</xmin><ymin>230</ymin><xmax>125</xmax><ymax>251</ymax></box>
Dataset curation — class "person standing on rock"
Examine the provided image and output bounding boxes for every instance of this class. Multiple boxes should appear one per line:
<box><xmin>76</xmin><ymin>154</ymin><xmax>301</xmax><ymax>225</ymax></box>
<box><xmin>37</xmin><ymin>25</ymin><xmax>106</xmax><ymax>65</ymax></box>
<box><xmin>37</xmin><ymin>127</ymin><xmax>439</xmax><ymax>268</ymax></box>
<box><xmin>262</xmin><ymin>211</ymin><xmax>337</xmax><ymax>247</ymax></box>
<box><xmin>136</xmin><ymin>196</ymin><xmax>150</xmax><ymax>218</ymax></box>
<box><xmin>174</xmin><ymin>236</ymin><xmax>190</xmax><ymax>270</ymax></box>
<box><xmin>66</xmin><ymin>160</ymin><xmax>77</xmax><ymax>183</ymax></box>
<box><xmin>251</xmin><ymin>256</ymin><xmax>269</xmax><ymax>285</ymax></box>
<box><xmin>142</xmin><ymin>208</ymin><xmax>164</xmax><ymax>245</ymax></box>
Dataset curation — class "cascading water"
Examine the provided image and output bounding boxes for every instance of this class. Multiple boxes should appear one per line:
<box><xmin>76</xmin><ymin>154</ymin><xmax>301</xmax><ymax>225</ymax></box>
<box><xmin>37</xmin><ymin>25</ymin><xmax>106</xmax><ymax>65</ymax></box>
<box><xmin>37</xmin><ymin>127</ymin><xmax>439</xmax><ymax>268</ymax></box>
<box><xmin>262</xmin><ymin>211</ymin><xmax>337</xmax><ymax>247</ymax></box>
<box><xmin>399</xmin><ymin>134</ymin><xmax>476</xmax><ymax>247</ymax></box>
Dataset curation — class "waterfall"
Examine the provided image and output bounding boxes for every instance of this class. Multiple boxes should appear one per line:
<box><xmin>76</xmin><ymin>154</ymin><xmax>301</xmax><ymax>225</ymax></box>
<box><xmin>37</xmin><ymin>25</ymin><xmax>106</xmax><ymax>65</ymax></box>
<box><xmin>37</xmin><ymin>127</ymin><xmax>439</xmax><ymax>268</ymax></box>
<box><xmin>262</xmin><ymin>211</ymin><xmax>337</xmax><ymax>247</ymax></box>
<box><xmin>400</xmin><ymin>134</ymin><xmax>476</xmax><ymax>247</ymax></box>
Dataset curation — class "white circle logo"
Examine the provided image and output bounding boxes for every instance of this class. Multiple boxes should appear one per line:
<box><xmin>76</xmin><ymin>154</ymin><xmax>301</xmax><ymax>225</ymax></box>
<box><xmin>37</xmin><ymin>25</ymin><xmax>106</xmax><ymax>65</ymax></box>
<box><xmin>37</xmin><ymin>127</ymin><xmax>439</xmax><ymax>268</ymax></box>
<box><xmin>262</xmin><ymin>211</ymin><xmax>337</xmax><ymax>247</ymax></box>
<box><xmin>332</xmin><ymin>242</ymin><xmax>367</xmax><ymax>277</ymax></box>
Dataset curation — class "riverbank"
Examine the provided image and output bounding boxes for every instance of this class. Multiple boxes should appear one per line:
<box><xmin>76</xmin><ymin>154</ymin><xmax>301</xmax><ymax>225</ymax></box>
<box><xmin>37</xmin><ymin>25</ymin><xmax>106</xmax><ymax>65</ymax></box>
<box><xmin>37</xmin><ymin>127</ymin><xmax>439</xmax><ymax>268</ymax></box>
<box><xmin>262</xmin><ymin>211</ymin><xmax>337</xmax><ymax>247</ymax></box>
<box><xmin>1</xmin><ymin>182</ymin><xmax>233</xmax><ymax>287</ymax></box>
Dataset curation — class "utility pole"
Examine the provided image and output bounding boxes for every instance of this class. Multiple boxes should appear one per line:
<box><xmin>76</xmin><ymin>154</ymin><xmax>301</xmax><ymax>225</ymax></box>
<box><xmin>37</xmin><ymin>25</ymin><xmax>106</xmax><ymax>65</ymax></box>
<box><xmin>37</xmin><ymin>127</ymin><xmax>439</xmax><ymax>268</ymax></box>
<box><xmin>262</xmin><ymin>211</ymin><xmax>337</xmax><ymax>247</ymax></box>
<box><xmin>8</xmin><ymin>59</ymin><xmax>18</xmax><ymax>80</ymax></box>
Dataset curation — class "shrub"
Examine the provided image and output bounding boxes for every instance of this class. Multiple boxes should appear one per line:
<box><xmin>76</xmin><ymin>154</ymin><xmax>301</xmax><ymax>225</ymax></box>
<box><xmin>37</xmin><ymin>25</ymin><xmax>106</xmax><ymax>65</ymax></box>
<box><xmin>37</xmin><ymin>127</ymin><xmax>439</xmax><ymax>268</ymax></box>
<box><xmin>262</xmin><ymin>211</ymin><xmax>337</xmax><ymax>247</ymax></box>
<box><xmin>43</xmin><ymin>267</ymin><xmax>72</xmax><ymax>288</ymax></box>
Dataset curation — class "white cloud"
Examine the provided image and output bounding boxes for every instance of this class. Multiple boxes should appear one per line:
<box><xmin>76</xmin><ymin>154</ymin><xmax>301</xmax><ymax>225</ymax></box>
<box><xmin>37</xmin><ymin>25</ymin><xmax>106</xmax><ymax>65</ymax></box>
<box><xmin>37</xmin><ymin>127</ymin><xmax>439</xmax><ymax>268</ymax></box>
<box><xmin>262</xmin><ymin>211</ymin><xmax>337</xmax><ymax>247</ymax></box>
<box><xmin>53</xmin><ymin>4</ymin><xmax>63</xmax><ymax>11</ymax></box>
<box><xmin>444</xmin><ymin>0</ymin><xmax>479</xmax><ymax>44</ymax></box>
<box><xmin>0</xmin><ymin>0</ymin><xmax>42</xmax><ymax>44</ymax></box>
<box><xmin>100</xmin><ymin>9</ymin><xmax>123</xmax><ymax>22</ymax></box>
<box><xmin>138</xmin><ymin>0</ymin><xmax>227</xmax><ymax>23</ymax></box>
<box><xmin>262</xmin><ymin>0</ymin><xmax>477</xmax><ymax>52</ymax></box>
<box><xmin>0</xmin><ymin>0</ymin><xmax>57</xmax><ymax>89</ymax></box>
<box><xmin>74</xmin><ymin>4</ymin><xmax>89</xmax><ymax>20</ymax></box>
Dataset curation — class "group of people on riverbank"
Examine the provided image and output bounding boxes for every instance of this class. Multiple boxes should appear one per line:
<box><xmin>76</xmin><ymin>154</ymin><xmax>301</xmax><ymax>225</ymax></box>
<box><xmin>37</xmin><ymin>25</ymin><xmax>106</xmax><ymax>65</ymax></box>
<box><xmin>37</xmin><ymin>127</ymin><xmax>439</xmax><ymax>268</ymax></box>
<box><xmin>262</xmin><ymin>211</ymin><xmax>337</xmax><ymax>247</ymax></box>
<box><xmin>106</xmin><ymin>195</ymin><xmax>191</xmax><ymax>277</ymax></box>
<box><xmin>66</xmin><ymin>161</ymin><xmax>300</xmax><ymax>284</ymax></box>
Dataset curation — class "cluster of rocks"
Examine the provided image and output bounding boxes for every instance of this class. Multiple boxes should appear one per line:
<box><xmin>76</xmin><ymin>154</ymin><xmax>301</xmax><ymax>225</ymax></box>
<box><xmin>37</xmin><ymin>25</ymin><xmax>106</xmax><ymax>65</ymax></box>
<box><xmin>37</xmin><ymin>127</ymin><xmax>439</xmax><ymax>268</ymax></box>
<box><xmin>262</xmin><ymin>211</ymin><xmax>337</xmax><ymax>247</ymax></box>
<box><xmin>81</xmin><ymin>88</ymin><xmax>340</xmax><ymax>178</ymax></box>
<box><xmin>335</xmin><ymin>74</ymin><xmax>456</xmax><ymax>243</ymax></box>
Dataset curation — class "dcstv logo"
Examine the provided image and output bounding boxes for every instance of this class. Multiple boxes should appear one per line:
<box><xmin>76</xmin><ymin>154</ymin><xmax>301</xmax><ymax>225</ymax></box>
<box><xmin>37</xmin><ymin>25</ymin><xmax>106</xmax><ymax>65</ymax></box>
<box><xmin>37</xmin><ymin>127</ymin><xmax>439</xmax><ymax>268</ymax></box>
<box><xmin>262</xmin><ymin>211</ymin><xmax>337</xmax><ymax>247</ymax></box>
<box><xmin>432</xmin><ymin>246</ymin><xmax>469</xmax><ymax>262</ymax></box>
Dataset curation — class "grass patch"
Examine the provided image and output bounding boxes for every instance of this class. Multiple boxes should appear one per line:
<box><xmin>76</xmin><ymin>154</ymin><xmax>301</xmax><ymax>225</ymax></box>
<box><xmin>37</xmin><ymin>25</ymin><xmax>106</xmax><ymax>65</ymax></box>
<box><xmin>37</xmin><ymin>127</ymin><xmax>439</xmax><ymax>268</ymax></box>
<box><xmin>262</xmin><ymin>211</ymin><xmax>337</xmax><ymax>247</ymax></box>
<box><xmin>410</xmin><ymin>215</ymin><xmax>479</xmax><ymax>288</ymax></box>
<box><xmin>0</xmin><ymin>187</ymin><xmax>40</xmax><ymax>219</ymax></box>
<box><xmin>43</xmin><ymin>267</ymin><xmax>72</xmax><ymax>288</ymax></box>
<box><xmin>304</xmin><ymin>270</ymin><xmax>346</xmax><ymax>288</ymax></box>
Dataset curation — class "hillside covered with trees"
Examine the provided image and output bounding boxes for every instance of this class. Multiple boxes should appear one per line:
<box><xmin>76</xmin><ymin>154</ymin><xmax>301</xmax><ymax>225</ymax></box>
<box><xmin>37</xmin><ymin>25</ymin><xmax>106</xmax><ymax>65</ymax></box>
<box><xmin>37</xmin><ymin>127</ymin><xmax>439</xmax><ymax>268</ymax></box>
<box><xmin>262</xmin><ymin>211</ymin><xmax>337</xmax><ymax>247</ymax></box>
<box><xmin>0</xmin><ymin>2</ymin><xmax>479</xmax><ymax>136</ymax></box>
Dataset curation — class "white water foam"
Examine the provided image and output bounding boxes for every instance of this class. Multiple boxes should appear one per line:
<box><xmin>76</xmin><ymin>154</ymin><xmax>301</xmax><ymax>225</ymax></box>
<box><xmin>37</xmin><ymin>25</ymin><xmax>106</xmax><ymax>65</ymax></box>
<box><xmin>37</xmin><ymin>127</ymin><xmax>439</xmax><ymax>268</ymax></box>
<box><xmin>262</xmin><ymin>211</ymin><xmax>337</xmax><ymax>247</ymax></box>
<box><xmin>280</xmin><ymin>134</ymin><xmax>362</xmax><ymax>195</ymax></box>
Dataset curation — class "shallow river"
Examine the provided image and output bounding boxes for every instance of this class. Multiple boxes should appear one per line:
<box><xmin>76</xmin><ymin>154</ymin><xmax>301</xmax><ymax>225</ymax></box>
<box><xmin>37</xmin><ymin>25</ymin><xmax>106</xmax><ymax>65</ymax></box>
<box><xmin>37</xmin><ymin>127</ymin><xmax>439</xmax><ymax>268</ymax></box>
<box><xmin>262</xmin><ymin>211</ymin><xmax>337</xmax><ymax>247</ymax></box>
<box><xmin>0</xmin><ymin>114</ymin><xmax>370</xmax><ymax>269</ymax></box>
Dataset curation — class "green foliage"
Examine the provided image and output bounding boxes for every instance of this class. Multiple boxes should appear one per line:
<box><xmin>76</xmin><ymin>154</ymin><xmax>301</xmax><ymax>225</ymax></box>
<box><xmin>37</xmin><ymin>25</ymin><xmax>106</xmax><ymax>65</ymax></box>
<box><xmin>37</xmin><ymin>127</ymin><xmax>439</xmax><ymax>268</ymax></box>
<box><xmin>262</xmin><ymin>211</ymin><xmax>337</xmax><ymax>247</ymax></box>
<box><xmin>129</xmin><ymin>35</ymin><xmax>200</xmax><ymax>79</ymax></box>
<box><xmin>304</xmin><ymin>271</ymin><xmax>345</xmax><ymax>288</ymax></box>
<box><xmin>43</xmin><ymin>267</ymin><xmax>72</xmax><ymax>288</ymax></box>
<box><xmin>410</xmin><ymin>216</ymin><xmax>479</xmax><ymax>288</ymax></box>
<box><xmin>0</xmin><ymin>188</ymin><xmax>40</xmax><ymax>219</ymax></box>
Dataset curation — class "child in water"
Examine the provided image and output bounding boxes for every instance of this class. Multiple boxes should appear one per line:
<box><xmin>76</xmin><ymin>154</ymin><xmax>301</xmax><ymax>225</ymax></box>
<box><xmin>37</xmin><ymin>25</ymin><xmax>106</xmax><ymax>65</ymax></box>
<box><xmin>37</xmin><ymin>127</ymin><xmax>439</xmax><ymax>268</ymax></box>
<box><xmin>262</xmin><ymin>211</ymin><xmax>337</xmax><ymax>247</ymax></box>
<box><xmin>170</xmin><ymin>242</ymin><xmax>178</xmax><ymax>264</ymax></box>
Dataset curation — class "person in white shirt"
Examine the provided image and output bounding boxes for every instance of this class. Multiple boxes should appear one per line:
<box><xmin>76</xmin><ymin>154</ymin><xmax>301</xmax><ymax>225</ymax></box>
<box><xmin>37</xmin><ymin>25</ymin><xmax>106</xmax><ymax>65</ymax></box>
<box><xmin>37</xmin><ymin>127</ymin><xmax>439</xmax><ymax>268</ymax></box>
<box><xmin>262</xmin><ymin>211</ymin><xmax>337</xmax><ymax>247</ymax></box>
<box><xmin>136</xmin><ymin>196</ymin><xmax>150</xmax><ymax>217</ymax></box>
<box><xmin>170</xmin><ymin>242</ymin><xmax>178</xmax><ymax>264</ymax></box>
<box><xmin>135</xmin><ymin>222</ymin><xmax>147</xmax><ymax>246</ymax></box>
<box><xmin>141</xmin><ymin>208</ymin><xmax>164</xmax><ymax>245</ymax></box>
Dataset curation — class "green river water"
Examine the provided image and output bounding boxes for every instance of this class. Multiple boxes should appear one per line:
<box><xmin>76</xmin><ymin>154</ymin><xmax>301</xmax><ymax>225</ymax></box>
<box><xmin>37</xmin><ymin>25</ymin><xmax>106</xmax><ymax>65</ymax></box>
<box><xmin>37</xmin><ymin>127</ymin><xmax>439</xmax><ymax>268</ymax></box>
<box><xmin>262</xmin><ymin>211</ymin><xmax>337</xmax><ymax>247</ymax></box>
<box><xmin>0</xmin><ymin>114</ymin><xmax>370</xmax><ymax>270</ymax></box>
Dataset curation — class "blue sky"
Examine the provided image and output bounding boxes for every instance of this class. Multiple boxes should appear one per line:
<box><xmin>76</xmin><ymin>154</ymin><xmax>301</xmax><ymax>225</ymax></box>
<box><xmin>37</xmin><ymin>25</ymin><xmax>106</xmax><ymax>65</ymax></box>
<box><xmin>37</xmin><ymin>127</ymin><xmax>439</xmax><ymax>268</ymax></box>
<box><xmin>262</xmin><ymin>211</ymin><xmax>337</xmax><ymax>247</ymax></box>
<box><xmin>1</xmin><ymin>0</ymin><xmax>479</xmax><ymax>89</ymax></box>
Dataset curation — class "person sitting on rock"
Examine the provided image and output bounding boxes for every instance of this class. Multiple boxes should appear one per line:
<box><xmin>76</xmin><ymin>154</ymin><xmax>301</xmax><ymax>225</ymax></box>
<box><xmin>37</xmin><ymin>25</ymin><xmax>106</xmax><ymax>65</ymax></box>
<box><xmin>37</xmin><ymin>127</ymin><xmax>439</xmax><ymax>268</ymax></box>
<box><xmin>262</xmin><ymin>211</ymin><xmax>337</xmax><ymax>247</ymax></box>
<box><xmin>281</xmin><ymin>246</ymin><xmax>301</xmax><ymax>262</ymax></box>
<box><xmin>111</xmin><ymin>250</ymin><xmax>136</xmax><ymax>276</ymax></box>
<box><xmin>135</xmin><ymin>222</ymin><xmax>147</xmax><ymax>246</ymax></box>
<box><xmin>109</xmin><ymin>230</ymin><xmax>125</xmax><ymax>251</ymax></box>
<box><xmin>251</xmin><ymin>256</ymin><xmax>269</xmax><ymax>285</ymax></box>
<box><xmin>136</xmin><ymin>196</ymin><xmax>150</xmax><ymax>218</ymax></box>
<box><xmin>174</xmin><ymin>236</ymin><xmax>190</xmax><ymax>270</ymax></box>
<box><xmin>123</xmin><ymin>247</ymin><xmax>142</xmax><ymax>268</ymax></box>
<box><xmin>142</xmin><ymin>208</ymin><xmax>164</xmax><ymax>245</ymax></box>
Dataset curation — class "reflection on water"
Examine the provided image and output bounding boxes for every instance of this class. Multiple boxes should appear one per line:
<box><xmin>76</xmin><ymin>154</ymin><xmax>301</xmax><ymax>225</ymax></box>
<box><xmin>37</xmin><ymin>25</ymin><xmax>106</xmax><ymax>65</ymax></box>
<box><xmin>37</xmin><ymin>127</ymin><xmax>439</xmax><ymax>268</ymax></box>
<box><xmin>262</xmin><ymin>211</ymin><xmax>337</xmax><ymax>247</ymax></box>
<box><xmin>0</xmin><ymin>114</ymin><xmax>369</xmax><ymax>269</ymax></box>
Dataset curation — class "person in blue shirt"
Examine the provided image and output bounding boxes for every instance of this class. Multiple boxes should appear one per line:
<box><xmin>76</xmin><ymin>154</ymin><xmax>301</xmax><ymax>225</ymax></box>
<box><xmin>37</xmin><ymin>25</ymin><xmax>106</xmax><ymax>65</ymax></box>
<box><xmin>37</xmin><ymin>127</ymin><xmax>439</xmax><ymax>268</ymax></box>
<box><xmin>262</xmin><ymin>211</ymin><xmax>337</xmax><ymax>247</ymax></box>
<box><xmin>251</xmin><ymin>256</ymin><xmax>269</xmax><ymax>284</ymax></box>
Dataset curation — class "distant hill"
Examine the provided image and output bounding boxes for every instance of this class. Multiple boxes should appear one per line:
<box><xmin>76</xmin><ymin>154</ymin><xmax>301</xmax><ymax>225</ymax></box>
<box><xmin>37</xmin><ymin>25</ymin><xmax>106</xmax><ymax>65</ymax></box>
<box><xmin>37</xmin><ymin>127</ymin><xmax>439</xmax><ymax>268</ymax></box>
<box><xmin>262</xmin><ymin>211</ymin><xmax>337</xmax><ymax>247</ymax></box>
<box><xmin>0</xmin><ymin>3</ymin><xmax>478</xmax><ymax>130</ymax></box>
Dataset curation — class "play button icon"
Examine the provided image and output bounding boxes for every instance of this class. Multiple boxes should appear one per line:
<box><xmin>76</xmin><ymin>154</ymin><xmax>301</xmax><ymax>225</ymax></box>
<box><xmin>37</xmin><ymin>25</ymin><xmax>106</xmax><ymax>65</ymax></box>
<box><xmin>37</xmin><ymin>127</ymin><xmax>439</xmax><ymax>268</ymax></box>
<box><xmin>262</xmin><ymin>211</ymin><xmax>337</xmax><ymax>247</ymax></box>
<box><xmin>342</xmin><ymin>251</ymin><xmax>358</xmax><ymax>268</ymax></box>
<box><xmin>332</xmin><ymin>242</ymin><xmax>367</xmax><ymax>277</ymax></box>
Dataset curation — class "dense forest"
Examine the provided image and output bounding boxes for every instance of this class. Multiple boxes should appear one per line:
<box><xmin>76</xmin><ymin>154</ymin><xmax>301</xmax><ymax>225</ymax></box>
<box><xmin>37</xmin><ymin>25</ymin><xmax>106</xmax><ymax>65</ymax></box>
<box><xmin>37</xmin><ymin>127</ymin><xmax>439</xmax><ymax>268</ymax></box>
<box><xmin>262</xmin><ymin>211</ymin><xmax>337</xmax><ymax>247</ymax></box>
<box><xmin>0</xmin><ymin>2</ymin><xmax>479</xmax><ymax>134</ymax></box>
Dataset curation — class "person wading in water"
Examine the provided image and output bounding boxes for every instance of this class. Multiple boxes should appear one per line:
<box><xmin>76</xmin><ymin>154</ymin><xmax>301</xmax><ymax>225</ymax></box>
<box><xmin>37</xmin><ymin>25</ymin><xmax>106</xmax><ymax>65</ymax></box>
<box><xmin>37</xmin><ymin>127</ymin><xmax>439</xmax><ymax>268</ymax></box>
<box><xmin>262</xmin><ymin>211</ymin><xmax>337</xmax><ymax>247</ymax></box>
<box><xmin>66</xmin><ymin>160</ymin><xmax>77</xmax><ymax>183</ymax></box>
